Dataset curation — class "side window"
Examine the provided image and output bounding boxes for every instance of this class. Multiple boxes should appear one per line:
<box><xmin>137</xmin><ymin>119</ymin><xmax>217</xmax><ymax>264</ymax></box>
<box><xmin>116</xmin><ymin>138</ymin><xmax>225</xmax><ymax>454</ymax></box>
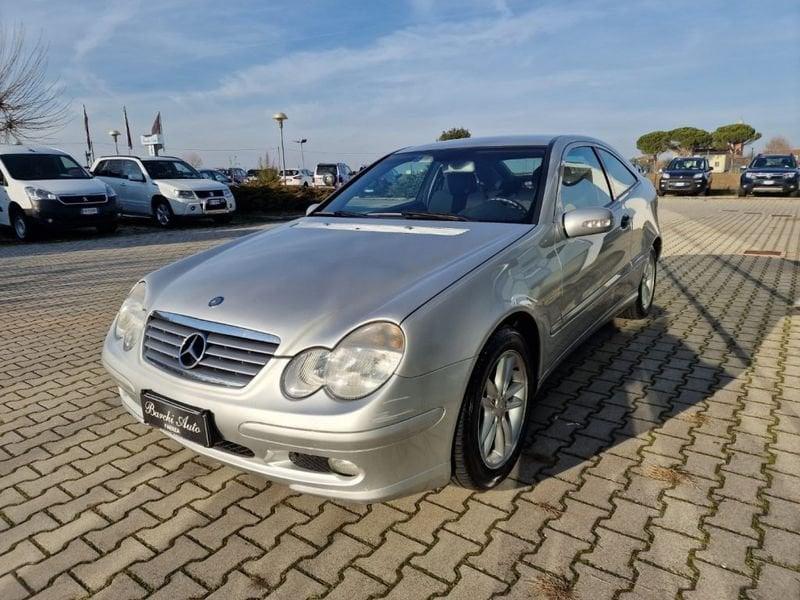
<box><xmin>597</xmin><ymin>148</ymin><xmax>637</xmax><ymax>199</ymax></box>
<box><xmin>105</xmin><ymin>160</ymin><xmax>125</xmax><ymax>178</ymax></box>
<box><xmin>93</xmin><ymin>160</ymin><xmax>108</xmax><ymax>176</ymax></box>
<box><xmin>560</xmin><ymin>146</ymin><xmax>612</xmax><ymax>211</ymax></box>
<box><xmin>122</xmin><ymin>160</ymin><xmax>145</xmax><ymax>181</ymax></box>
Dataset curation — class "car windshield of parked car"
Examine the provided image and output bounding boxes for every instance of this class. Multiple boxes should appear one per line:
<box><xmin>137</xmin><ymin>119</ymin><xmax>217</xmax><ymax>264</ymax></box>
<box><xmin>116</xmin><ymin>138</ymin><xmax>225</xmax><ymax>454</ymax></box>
<box><xmin>751</xmin><ymin>156</ymin><xmax>797</xmax><ymax>169</ymax></box>
<box><xmin>142</xmin><ymin>159</ymin><xmax>201</xmax><ymax>179</ymax></box>
<box><xmin>319</xmin><ymin>147</ymin><xmax>545</xmax><ymax>223</ymax></box>
<box><xmin>668</xmin><ymin>158</ymin><xmax>704</xmax><ymax>170</ymax></box>
<box><xmin>1</xmin><ymin>153</ymin><xmax>90</xmax><ymax>180</ymax></box>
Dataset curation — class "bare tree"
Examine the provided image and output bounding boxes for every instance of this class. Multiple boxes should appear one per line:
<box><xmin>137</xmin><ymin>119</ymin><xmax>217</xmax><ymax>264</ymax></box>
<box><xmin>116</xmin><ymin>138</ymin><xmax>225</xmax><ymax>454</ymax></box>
<box><xmin>762</xmin><ymin>136</ymin><xmax>792</xmax><ymax>155</ymax></box>
<box><xmin>0</xmin><ymin>25</ymin><xmax>69</xmax><ymax>143</ymax></box>
<box><xmin>183</xmin><ymin>152</ymin><xmax>203</xmax><ymax>168</ymax></box>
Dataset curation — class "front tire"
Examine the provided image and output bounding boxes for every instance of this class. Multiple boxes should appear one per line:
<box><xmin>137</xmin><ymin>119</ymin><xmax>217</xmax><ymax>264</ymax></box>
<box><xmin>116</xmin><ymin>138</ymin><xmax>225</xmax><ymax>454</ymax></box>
<box><xmin>620</xmin><ymin>247</ymin><xmax>657</xmax><ymax>319</ymax></box>
<box><xmin>452</xmin><ymin>327</ymin><xmax>534</xmax><ymax>490</ymax></box>
<box><xmin>10</xmin><ymin>208</ymin><xmax>35</xmax><ymax>242</ymax></box>
<box><xmin>153</xmin><ymin>200</ymin><xmax>175</xmax><ymax>228</ymax></box>
<box><xmin>737</xmin><ymin>187</ymin><xmax>747</xmax><ymax>197</ymax></box>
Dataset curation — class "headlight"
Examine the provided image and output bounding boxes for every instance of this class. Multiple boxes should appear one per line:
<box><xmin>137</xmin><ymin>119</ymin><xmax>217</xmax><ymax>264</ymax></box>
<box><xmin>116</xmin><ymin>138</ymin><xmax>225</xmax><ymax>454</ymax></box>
<box><xmin>744</xmin><ymin>172</ymin><xmax>754</xmax><ymax>179</ymax></box>
<box><xmin>113</xmin><ymin>282</ymin><xmax>147</xmax><ymax>351</ymax></box>
<box><xmin>24</xmin><ymin>187</ymin><xmax>58</xmax><ymax>201</ymax></box>
<box><xmin>661</xmin><ymin>173</ymin><xmax>670</xmax><ymax>179</ymax></box>
<box><xmin>281</xmin><ymin>322</ymin><xmax>405</xmax><ymax>400</ymax></box>
<box><xmin>104</xmin><ymin>184</ymin><xmax>117</xmax><ymax>200</ymax></box>
<box><xmin>783</xmin><ymin>172</ymin><xmax>797</xmax><ymax>179</ymax></box>
<box><xmin>172</xmin><ymin>189</ymin><xmax>195</xmax><ymax>199</ymax></box>
<box><xmin>693</xmin><ymin>173</ymin><xmax>704</xmax><ymax>179</ymax></box>
<box><xmin>223</xmin><ymin>188</ymin><xmax>233</xmax><ymax>197</ymax></box>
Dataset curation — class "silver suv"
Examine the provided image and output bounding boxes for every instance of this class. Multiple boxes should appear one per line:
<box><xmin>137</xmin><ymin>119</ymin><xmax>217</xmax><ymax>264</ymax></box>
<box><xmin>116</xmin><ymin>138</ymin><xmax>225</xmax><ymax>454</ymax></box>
<box><xmin>92</xmin><ymin>156</ymin><xmax>236</xmax><ymax>227</ymax></box>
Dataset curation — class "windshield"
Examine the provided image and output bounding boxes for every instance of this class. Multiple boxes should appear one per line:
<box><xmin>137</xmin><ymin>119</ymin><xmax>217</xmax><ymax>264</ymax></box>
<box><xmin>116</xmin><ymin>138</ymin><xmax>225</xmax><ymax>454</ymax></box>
<box><xmin>668</xmin><ymin>158</ymin><xmax>705</xmax><ymax>170</ymax></box>
<box><xmin>0</xmin><ymin>153</ymin><xmax>90</xmax><ymax>180</ymax></box>
<box><xmin>319</xmin><ymin>147</ymin><xmax>546</xmax><ymax>224</ymax></box>
<box><xmin>141</xmin><ymin>159</ymin><xmax>201</xmax><ymax>179</ymax></box>
<box><xmin>751</xmin><ymin>156</ymin><xmax>797</xmax><ymax>169</ymax></box>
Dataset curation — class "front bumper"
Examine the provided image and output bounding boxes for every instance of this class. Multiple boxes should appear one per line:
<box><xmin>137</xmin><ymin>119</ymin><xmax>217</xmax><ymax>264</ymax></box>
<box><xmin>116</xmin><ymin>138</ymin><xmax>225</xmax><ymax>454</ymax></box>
<box><xmin>102</xmin><ymin>329</ymin><xmax>468</xmax><ymax>502</ymax></box>
<box><xmin>26</xmin><ymin>199</ymin><xmax>120</xmax><ymax>228</ymax></box>
<box><xmin>171</xmin><ymin>197</ymin><xmax>236</xmax><ymax>217</ymax></box>
<box><xmin>740</xmin><ymin>179</ymin><xmax>798</xmax><ymax>194</ymax></box>
<box><xmin>659</xmin><ymin>178</ymin><xmax>708</xmax><ymax>193</ymax></box>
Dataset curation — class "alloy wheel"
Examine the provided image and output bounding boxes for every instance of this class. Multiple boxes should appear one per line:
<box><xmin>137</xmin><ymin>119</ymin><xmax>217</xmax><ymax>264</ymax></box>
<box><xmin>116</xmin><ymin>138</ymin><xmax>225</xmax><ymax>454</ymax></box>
<box><xmin>156</xmin><ymin>204</ymin><xmax>171</xmax><ymax>226</ymax></box>
<box><xmin>478</xmin><ymin>350</ymin><xmax>528</xmax><ymax>468</ymax></box>
<box><xmin>13</xmin><ymin>214</ymin><xmax>27</xmax><ymax>239</ymax></box>
<box><xmin>642</xmin><ymin>253</ymin><xmax>656</xmax><ymax>310</ymax></box>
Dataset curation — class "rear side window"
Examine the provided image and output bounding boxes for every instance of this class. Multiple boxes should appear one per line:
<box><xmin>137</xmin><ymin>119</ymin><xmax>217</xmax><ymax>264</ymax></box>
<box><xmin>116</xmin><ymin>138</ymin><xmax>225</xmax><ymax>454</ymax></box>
<box><xmin>597</xmin><ymin>148</ymin><xmax>637</xmax><ymax>199</ymax></box>
<box><xmin>560</xmin><ymin>147</ymin><xmax>612</xmax><ymax>210</ymax></box>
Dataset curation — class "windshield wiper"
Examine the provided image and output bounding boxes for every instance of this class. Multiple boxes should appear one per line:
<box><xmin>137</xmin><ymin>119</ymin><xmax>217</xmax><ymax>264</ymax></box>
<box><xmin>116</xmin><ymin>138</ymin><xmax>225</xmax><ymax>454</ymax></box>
<box><xmin>368</xmin><ymin>211</ymin><xmax>470</xmax><ymax>222</ymax></box>
<box><xmin>313</xmin><ymin>210</ymin><xmax>369</xmax><ymax>218</ymax></box>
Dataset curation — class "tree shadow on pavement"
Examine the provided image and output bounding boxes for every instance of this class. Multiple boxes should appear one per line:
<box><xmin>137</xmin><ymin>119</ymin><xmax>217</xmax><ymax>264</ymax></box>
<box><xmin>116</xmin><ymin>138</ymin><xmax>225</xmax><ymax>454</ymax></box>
<box><xmin>510</xmin><ymin>251</ymin><xmax>797</xmax><ymax>486</ymax></box>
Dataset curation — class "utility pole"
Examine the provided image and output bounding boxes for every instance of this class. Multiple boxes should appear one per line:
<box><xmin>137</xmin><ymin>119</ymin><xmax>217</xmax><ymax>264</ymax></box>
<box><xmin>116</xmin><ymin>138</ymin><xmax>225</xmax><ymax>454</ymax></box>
<box><xmin>294</xmin><ymin>138</ymin><xmax>307</xmax><ymax>170</ymax></box>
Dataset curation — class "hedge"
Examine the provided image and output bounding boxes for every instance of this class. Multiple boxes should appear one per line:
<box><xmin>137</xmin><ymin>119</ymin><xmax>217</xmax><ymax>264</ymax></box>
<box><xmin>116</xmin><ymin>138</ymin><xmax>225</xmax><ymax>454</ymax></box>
<box><xmin>232</xmin><ymin>184</ymin><xmax>330</xmax><ymax>215</ymax></box>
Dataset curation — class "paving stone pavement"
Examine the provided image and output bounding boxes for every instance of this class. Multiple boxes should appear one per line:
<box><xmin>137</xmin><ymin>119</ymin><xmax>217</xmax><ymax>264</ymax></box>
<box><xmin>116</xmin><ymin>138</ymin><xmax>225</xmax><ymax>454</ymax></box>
<box><xmin>1</xmin><ymin>196</ymin><xmax>799</xmax><ymax>599</ymax></box>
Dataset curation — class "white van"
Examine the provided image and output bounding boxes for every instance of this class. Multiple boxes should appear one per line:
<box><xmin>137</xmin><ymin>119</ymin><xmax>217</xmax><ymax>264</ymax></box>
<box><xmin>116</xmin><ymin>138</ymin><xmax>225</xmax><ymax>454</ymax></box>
<box><xmin>0</xmin><ymin>145</ymin><xmax>119</xmax><ymax>241</ymax></box>
<box><xmin>314</xmin><ymin>162</ymin><xmax>353</xmax><ymax>188</ymax></box>
<box><xmin>92</xmin><ymin>155</ymin><xmax>236</xmax><ymax>227</ymax></box>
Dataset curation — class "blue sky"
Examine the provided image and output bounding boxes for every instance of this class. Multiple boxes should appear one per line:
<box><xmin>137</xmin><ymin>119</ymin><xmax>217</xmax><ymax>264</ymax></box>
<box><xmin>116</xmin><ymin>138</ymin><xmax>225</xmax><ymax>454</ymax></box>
<box><xmin>2</xmin><ymin>0</ymin><xmax>799</xmax><ymax>169</ymax></box>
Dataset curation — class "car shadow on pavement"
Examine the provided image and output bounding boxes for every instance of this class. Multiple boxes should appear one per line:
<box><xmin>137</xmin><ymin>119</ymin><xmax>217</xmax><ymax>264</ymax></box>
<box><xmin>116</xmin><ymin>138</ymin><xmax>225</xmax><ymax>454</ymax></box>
<box><xmin>507</xmin><ymin>251</ymin><xmax>796</xmax><ymax>488</ymax></box>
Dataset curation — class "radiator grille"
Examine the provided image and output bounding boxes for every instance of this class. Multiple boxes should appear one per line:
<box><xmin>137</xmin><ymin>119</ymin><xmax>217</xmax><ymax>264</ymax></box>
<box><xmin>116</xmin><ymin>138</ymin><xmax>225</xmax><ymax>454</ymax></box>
<box><xmin>143</xmin><ymin>311</ymin><xmax>279</xmax><ymax>388</ymax></box>
<box><xmin>59</xmin><ymin>194</ymin><xmax>107</xmax><ymax>205</ymax></box>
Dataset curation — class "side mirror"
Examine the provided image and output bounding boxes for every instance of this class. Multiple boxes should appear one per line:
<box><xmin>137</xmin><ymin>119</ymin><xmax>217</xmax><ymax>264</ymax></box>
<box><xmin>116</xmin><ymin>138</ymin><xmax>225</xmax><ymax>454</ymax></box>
<box><xmin>306</xmin><ymin>203</ymin><xmax>320</xmax><ymax>216</ymax></box>
<box><xmin>562</xmin><ymin>207</ymin><xmax>614</xmax><ymax>238</ymax></box>
<box><xmin>658</xmin><ymin>168</ymin><xmax>663</xmax><ymax>174</ymax></box>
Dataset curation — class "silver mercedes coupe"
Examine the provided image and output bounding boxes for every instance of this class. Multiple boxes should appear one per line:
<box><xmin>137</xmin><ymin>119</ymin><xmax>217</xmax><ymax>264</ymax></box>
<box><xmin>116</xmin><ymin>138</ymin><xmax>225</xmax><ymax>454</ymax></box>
<box><xmin>102</xmin><ymin>135</ymin><xmax>660</xmax><ymax>502</ymax></box>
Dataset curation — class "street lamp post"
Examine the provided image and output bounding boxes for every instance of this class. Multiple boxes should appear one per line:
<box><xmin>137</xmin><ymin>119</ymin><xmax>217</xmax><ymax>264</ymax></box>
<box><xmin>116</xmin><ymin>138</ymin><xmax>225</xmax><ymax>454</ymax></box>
<box><xmin>272</xmin><ymin>112</ymin><xmax>288</xmax><ymax>183</ymax></box>
<box><xmin>294</xmin><ymin>138</ymin><xmax>307</xmax><ymax>170</ymax></box>
<box><xmin>108</xmin><ymin>130</ymin><xmax>121</xmax><ymax>155</ymax></box>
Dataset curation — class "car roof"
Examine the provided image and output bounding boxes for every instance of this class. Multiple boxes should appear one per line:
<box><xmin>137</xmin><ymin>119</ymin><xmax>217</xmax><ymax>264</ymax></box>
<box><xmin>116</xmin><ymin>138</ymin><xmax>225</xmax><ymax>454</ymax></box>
<box><xmin>397</xmin><ymin>134</ymin><xmax>574</xmax><ymax>154</ymax></box>
<box><xmin>95</xmin><ymin>155</ymin><xmax>181</xmax><ymax>161</ymax></box>
<box><xmin>0</xmin><ymin>144</ymin><xmax>70</xmax><ymax>156</ymax></box>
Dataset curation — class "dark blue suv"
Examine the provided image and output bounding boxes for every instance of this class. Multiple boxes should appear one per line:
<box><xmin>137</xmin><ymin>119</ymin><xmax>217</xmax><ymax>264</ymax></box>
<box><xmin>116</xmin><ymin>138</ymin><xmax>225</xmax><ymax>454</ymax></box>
<box><xmin>739</xmin><ymin>154</ymin><xmax>799</xmax><ymax>197</ymax></box>
<box><xmin>658</xmin><ymin>156</ymin><xmax>712</xmax><ymax>196</ymax></box>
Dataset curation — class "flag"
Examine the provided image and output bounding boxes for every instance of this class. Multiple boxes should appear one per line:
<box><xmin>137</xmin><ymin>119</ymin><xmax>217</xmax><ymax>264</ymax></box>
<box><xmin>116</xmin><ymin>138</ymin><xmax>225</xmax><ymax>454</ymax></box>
<box><xmin>123</xmin><ymin>106</ymin><xmax>133</xmax><ymax>152</ymax></box>
<box><xmin>82</xmin><ymin>105</ymin><xmax>93</xmax><ymax>159</ymax></box>
<box><xmin>150</xmin><ymin>112</ymin><xmax>162</xmax><ymax>135</ymax></box>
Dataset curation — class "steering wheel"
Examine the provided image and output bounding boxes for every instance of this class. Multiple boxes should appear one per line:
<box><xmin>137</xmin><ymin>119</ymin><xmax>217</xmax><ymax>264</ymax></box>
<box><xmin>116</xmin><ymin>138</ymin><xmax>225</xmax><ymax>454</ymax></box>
<box><xmin>484</xmin><ymin>197</ymin><xmax>527</xmax><ymax>214</ymax></box>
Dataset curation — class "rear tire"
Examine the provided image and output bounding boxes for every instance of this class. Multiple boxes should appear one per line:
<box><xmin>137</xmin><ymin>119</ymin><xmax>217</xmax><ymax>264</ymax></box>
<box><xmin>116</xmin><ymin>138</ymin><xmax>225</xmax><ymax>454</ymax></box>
<box><xmin>620</xmin><ymin>247</ymin><xmax>657</xmax><ymax>319</ymax></box>
<box><xmin>153</xmin><ymin>200</ymin><xmax>175</xmax><ymax>228</ymax></box>
<box><xmin>10</xmin><ymin>207</ymin><xmax>35</xmax><ymax>242</ymax></box>
<box><xmin>452</xmin><ymin>327</ymin><xmax>534</xmax><ymax>490</ymax></box>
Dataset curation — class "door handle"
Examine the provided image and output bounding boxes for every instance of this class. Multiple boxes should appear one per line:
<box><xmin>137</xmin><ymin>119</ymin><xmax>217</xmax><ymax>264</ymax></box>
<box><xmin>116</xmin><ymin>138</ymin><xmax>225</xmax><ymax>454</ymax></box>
<box><xmin>620</xmin><ymin>214</ymin><xmax>631</xmax><ymax>229</ymax></box>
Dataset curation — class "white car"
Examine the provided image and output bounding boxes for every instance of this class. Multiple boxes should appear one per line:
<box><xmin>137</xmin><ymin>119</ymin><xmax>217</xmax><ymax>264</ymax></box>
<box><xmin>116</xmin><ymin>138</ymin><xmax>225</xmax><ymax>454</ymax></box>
<box><xmin>92</xmin><ymin>156</ymin><xmax>236</xmax><ymax>227</ymax></box>
<box><xmin>280</xmin><ymin>169</ymin><xmax>313</xmax><ymax>187</ymax></box>
<box><xmin>0</xmin><ymin>145</ymin><xmax>119</xmax><ymax>241</ymax></box>
<box><xmin>314</xmin><ymin>162</ymin><xmax>353</xmax><ymax>188</ymax></box>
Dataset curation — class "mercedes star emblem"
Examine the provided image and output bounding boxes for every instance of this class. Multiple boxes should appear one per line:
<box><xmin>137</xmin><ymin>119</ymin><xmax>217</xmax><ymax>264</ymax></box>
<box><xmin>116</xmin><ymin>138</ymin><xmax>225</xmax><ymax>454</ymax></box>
<box><xmin>178</xmin><ymin>333</ymin><xmax>206</xmax><ymax>369</ymax></box>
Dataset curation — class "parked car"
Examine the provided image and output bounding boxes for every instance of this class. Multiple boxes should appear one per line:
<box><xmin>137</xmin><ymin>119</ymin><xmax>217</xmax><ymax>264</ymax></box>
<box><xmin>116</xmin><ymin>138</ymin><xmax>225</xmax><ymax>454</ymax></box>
<box><xmin>738</xmin><ymin>154</ymin><xmax>799</xmax><ymax>197</ymax></box>
<box><xmin>658</xmin><ymin>156</ymin><xmax>712</xmax><ymax>195</ymax></box>
<box><xmin>92</xmin><ymin>156</ymin><xmax>236</xmax><ymax>227</ymax></box>
<box><xmin>199</xmin><ymin>169</ymin><xmax>233</xmax><ymax>186</ymax></box>
<box><xmin>314</xmin><ymin>162</ymin><xmax>352</xmax><ymax>187</ymax></box>
<box><xmin>280</xmin><ymin>169</ymin><xmax>313</xmax><ymax>187</ymax></box>
<box><xmin>218</xmin><ymin>167</ymin><xmax>247</xmax><ymax>185</ymax></box>
<box><xmin>102</xmin><ymin>135</ymin><xmax>660</xmax><ymax>502</ymax></box>
<box><xmin>0</xmin><ymin>145</ymin><xmax>119</xmax><ymax>241</ymax></box>
<box><xmin>245</xmin><ymin>169</ymin><xmax>262</xmax><ymax>183</ymax></box>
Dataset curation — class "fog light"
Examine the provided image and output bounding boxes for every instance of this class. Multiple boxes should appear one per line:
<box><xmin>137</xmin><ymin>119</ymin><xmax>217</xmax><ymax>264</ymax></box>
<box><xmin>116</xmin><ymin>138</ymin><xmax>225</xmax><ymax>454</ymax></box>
<box><xmin>328</xmin><ymin>458</ymin><xmax>359</xmax><ymax>477</ymax></box>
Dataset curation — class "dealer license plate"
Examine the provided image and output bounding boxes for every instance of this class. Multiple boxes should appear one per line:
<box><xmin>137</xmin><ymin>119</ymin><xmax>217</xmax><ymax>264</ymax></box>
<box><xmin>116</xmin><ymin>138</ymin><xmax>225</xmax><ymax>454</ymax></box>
<box><xmin>141</xmin><ymin>391</ymin><xmax>216</xmax><ymax>447</ymax></box>
<box><xmin>81</xmin><ymin>207</ymin><xmax>99</xmax><ymax>215</ymax></box>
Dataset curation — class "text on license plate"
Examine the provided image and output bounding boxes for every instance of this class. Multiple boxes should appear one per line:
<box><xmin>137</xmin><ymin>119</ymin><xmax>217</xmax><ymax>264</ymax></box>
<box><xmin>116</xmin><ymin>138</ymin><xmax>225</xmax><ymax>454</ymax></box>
<box><xmin>141</xmin><ymin>392</ymin><xmax>216</xmax><ymax>447</ymax></box>
<box><xmin>674</xmin><ymin>182</ymin><xmax>687</xmax><ymax>186</ymax></box>
<box><xmin>81</xmin><ymin>207</ymin><xmax>99</xmax><ymax>215</ymax></box>
<box><xmin>762</xmin><ymin>180</ymin><xmax>774</xmax><ymax>185</ymax></box>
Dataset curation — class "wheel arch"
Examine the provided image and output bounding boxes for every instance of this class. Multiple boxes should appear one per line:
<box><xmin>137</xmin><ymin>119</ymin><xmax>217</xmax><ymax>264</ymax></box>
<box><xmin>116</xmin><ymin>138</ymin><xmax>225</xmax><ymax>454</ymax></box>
<box><xmin>151</xmin><ymin>194</ymin><xmax>168</xmax><ymax>212</ymax></box>
<box><xmin>492</xmin><ymin>310</ymin><xmax>542</xmax><ymax>386</ymax></box>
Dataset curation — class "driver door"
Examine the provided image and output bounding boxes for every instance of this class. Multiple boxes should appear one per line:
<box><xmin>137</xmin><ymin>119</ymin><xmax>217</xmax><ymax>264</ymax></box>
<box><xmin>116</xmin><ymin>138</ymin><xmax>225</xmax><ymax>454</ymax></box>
<box><xmin>120</xmin><ymin>160</ymin><xmax>151</xmax><ymax>215</ymax></box>
<box><xmin>552</xmin><ymin>145</ymin><xmax>632</xmax><ymax>346</ymax></box>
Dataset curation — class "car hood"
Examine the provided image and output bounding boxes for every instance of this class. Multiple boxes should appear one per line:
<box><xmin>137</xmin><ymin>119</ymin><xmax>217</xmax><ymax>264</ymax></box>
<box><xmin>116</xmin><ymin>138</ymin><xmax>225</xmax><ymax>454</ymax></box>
<box><xmin>18</xmin><ymin>178</ymin><xmax>108</xmax><ymax>195</ymax></box>
<box><xmin>147</xmin><ymin>217</ymin><xmax>534</xmax><ymax>354</ymax></box>
<box><xmin>663</xmin><ymin>169</ymin><xmax>703</xmax><ymax>177</ymax></box>
<box><xmin>745</xmin><ymin>168</ymin><xmax>796</xmax><ymax>174</ymax></box>
<box><xmin>154</xmin><ymin>178</ymin><xmax>227</xmax><ymax>191</ymax></box>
